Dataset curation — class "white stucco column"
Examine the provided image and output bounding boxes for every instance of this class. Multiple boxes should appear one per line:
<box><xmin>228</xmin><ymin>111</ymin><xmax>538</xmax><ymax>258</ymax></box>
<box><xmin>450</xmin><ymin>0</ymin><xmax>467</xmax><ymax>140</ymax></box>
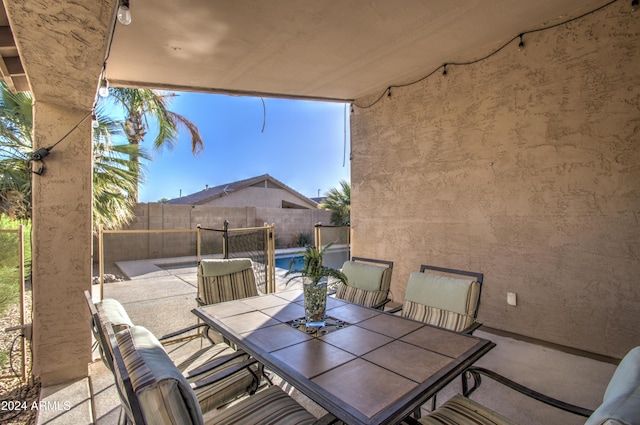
<box><xmin>31</xmin><ymin>101</ymin><xmax>93</xmax><ymax>385</ymax></box>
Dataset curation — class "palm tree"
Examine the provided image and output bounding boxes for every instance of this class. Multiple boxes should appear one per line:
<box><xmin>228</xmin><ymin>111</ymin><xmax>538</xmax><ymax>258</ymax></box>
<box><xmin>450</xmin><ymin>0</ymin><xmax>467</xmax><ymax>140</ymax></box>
<box><xmin>319</xmin><ymin>180</ymin><xmax>350</xmax><ymax>226</ymax></box>
<box><xmin>0</xmin><ymin>82</ymin><xmax>149</xmax><ymax>231</ymax></box>
<box><xmin>92</xmin><ymin>105</ymin><xmax>151</xmax><ymax>231</ymax></box>
<box><xmin>0</xmin><ymin>87</ymin><xmax>33</xmax><ymax>218</ymax></box>
<box><xmin>106</xmin><ymin>88</ymin><xmax>204</xmax><ymax>201</ymax></box>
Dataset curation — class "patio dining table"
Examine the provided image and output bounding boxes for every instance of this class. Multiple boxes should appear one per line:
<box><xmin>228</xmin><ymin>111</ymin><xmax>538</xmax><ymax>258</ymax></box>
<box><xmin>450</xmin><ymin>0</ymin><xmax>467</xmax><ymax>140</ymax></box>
<box><xmin>192</xmin><ymin>289</ymin><xmax>495</xmax><ymax>425</ymax></box>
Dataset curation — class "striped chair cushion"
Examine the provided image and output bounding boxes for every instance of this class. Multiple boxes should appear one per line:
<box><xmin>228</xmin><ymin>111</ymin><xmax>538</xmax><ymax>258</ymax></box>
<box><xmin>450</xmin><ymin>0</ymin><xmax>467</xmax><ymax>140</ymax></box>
<box><xmin>211</xmin><ymin>385</ymin><xmax>317</xmax><ymax>425</ymax></box>
<box><xmin>336</xmin><ymin>284</ymin><xmax>388</xmax><ymax>308</ymax></box>
<box><xmin>585</xmin><ymin>346</ymin><xmax>640</xmax><ymax>425</ymax></box>
<box><xmin>94</xmin><ymin>302</ymin><xmax>136</xmax><ymax>373</ymax></box>
<box><xmin>419</xmin><ymin>394</ymin><xmax>517</xmax><ymax>425</ymax></box>
<box><xmin>187</xmin><ymin>345</ymin><xmax>258</xmax><ymax>414</ymax></box>
<box><xmin>100</xmin><ymin>298</ymin><xmax>134</xmax><ymax>333</ymax></box>
<box><xmin>117</xmin><ymin>326</ymin><xmax>204</xmax><ymax>425</ymax></box>
<box><xmin>341</xmin><ymin>261</ymin><xmax>387</xmax><ymax>292</ymax></box>
<box><xmin>402</xmin><ymin>272</ymin><xmax>480</xmax><ymax>331</ymax></box>
<box><xmin>118</xmin><ymin>326</ymin><xmax>259</xmax><ymax>419</ymax></box>
<box><xmin>199</xmin><ymin>269</ymin><xmax>258</xmax><ymax>305</ymax></box>
<box><xmin>402</xmin><ymin>300</ymin><xmax>475</xmax><ymax>332</ymax></box>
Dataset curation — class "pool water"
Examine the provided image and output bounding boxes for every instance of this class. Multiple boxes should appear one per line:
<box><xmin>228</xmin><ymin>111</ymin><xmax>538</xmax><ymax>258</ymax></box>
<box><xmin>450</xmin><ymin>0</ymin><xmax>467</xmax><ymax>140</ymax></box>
<box><xmin>274</xmin><ymin>249</ymin><xmax>349</xmax><ymax>271</ymax></box>
<box><xmin>275</xmin><ymin>255</ymin><xmax>304</xmax><ymax>271</ymax></box>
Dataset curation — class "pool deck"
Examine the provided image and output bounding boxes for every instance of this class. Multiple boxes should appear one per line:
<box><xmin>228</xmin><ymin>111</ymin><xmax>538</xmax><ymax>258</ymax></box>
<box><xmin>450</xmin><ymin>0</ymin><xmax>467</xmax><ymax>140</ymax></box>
<box><xmin>36</xmin><ymin>256</ymin><xmax>619</xmax><ymax>425</ymax></box>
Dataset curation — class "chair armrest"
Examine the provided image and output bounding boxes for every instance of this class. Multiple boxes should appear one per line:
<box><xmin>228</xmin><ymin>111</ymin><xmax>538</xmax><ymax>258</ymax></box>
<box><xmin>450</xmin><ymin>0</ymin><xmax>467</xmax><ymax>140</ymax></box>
<box><xmin>159</xmin><ymin>322</ymin><xmax>208</xmax><ymax>342</ymax></box>
<box><xmin>372</xmin><ymin>298</ymin><xmax>391</xmax><ymax>310</ymax></box>
<box><xmin>191</xmin><ymin>358</ymin><xmax>259</xmax><ymax>390</ymax></box>
<box><xmin>461</xmin><ymin>321</ymin><xmax>482</xmax><ymax>335</ymax></box>
<box><xmin>327</xmin><ymin>289</ymin><xmax>337</xmax><ymax>296</ymax></box>
<box><xmin>195</xmin><ymin>297</ymin><xmax>206</xmax><ymax>306</ymax></box>
<box><xmin>386</xmin><ymin>305</ymin><xmax>402</xmax><ymax>314</ymax></box>
<box><xmin>313</xmin><ymin>413</ymin><xmax>340</xmax><ymax>424</ymax></box>
<box><xmin>463</xmin><ymin>367</ymin><xmax>594</xmax><ymax>417</ymax></box>
<box><xmin>183</xmin><ymin>349</ymin><xmax>247</xmax><ymax>379</ymax></box>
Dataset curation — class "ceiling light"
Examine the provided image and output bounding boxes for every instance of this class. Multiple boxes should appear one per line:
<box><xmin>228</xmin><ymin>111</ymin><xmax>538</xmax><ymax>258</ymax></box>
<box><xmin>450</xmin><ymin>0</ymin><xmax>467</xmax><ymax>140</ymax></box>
<box><xmin>98</xmin><ymin>78</ymin><xmax>109</xmax><ymax>97</ymax></box>
<box><xmin>117</xmin><ymin>0</ymin><xmax>132</xmax><ymax>25</ymax></box>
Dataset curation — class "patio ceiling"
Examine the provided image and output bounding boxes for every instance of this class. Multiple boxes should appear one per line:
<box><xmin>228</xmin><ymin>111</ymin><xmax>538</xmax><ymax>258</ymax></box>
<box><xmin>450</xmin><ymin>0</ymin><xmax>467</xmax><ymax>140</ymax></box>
<box><xmin>104</xmin><ymin>0</ymin><xmax>607</xmax><ymax>102</ymax></box>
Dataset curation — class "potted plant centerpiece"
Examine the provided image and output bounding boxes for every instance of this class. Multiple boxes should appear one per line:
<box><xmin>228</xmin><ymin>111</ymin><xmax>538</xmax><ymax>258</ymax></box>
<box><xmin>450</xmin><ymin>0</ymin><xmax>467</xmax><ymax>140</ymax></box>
<box><xmin>285</xmin><ymin>243</ymin><xmax>347</xmax><ymax>327</ymax></box>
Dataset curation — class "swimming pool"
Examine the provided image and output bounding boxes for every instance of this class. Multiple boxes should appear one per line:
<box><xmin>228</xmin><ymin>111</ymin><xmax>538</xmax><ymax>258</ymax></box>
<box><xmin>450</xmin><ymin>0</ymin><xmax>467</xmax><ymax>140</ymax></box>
<box><xmin>275</xmin><ymin>255</ymin><xmax>304</xmax><ymax>271</ymax></box>
<box><xmin>274</xmin><ymin>248</ymin><xmax>349</xmax><ymax>271</ymax></box>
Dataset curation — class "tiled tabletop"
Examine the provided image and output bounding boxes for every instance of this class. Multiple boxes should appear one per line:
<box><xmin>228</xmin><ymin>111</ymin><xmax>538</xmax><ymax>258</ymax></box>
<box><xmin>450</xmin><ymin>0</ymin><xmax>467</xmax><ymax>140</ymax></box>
<box><xmin>193</xmin><ymin>290</ymin><xmax>494</xmax><ymax>425</ymax></box>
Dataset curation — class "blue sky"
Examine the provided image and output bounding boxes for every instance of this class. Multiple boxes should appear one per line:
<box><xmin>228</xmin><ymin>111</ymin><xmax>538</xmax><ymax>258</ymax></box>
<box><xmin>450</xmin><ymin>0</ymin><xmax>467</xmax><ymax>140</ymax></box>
<box><xmin>136</xmin><ymin>92</ymin><xmax>351</xmax><ymax>203</ymax></box>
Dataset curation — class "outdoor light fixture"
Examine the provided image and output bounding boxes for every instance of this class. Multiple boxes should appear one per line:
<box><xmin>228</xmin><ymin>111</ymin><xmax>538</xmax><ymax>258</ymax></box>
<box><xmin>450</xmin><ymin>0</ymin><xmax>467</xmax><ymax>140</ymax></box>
<box><xmin>117</xmin><ymin>0</ymin><xmax>132</xmax><ymax>25</ymax></box>
<box><xmin>442</xmin><ymin>64</ymin><xmax>448</xmax><ymax>77</ymax></box>
<box><xmin>518</xmin><ymin>34</ymin><xmax>525</xmax><ymax>50</ymax></box>
<box><xmin>92</xmin><ymin>113</ymin><xmax>99</xmax><ymax>128</ymax></box>
<box><xmin>633</xmin><ymin>0</ymin><xmax>639</xmax><ymax>11</ymax></box>
<box><xmin>98</xmin><ymin>78</ymin><xmax>109</xmax><ymax>97</ymax></box>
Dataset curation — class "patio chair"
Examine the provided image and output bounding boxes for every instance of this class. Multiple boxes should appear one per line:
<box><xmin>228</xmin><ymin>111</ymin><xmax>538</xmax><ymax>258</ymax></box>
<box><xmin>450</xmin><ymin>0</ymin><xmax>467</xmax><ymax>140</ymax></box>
<box><xmin>391</xmin><ymin>264</ymin><xmax>483</xmax><ymax>334</ymax></box>
<box><xmin>159</xmin><ymin>257</ymin><xmax>261</xmax><ymax>345</ymax></box>
<box><xmin>402</xmin><ymin>346</ymin><xmax>640</xmax><ymax>425</ymax></box>
<box><xmin>83</xmin><ymin>291</ymin><xmax>262</xmax><ymax>415</ymax></box>
<box><xmin>109</xmin><ymin>322</ymin><xmax>338</xmax><ymax>425</ymax></box>
<box><xmin>334</xmin><ymin>256</ymin><xmax>394</xmax><ymax>309</ymax></box>
<box><xmin>196</xmin><ymin>258</ymin><xmax>259</xmax><ymax>306</ymax></box>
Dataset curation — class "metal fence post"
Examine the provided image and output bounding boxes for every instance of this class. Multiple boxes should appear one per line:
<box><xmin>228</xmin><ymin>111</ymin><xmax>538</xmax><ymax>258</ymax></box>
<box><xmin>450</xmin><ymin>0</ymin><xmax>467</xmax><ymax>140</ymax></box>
<box><xmin>223</xmin><ymin>219</ymin><xmax>229</xmax><ymax>259</ymax></box>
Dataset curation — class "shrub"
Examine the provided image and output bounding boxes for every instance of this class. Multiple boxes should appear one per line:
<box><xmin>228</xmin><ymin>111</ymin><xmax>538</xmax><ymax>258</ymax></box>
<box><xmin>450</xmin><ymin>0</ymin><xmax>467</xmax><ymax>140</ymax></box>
<box><xmin>290</xmin><ymin>232</ymin><xmax>312</xmax><ymax>248</ymax></box>
<box><xmin>0</xmin><ymin>215</ymin><xmax>31</xmax><ymax>316</ymax></box>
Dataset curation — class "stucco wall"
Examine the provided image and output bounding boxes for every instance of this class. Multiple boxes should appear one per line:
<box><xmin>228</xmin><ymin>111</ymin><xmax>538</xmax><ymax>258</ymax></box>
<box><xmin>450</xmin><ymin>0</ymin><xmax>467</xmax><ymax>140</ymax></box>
<box><xmin>99</xmin><ymin>203</ymin><xmax>332</xmax><ymax>265</ymax></box>
<box><xmin>350</xmin><ymin>4</ymin><xmax>639</xmax><ymax>358</ymax></box>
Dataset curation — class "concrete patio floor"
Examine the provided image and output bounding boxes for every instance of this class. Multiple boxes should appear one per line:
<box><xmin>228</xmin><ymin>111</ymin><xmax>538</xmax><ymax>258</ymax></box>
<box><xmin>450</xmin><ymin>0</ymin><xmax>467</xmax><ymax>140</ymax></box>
<box><xmin>36</xmin><ymin>258</ymin><xmax>619</xmax><ymax>425</ymax></box>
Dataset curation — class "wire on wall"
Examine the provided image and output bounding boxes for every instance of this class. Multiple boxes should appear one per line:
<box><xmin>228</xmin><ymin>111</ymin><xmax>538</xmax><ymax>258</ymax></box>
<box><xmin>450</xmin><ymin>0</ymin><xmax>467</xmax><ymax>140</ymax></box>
<box><xmin>354</xmin><ymin>0</ymin><xmax>621</xmax><ymax>110</ymax></box>
<box><xmin>343</xmin><ymin>103</ymin><xmax>347</xmax><ymax>167</ymax></box>
<box><xmin>28</xmin><ymin>0</ymin><xmax>122</xmax><ymax>175</ymax></box>
<box><xmin>261</xmin><ymin>97</ymin><xmax>267</xmax><ymax>133</ymax></box>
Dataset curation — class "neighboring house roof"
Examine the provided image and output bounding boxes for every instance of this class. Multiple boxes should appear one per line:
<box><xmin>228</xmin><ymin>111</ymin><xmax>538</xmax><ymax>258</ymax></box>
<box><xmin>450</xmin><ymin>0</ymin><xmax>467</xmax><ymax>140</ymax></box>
<box><xmin>167</xmin><ymin>174</ymin><xmax>319</xmax><ymax>207</ymax></box>
<box><xmin>311</xmin><ymin>197</ymin><xmax>326</xmax><ymax>205</ymax></box>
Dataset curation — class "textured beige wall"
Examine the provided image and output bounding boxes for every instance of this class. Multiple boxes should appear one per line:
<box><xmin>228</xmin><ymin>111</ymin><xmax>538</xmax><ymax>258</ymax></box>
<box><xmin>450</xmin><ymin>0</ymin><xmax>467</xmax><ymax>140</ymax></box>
<box><xmin>31</xmin><ymin>103</ymin><xmax>92</xmax><ymax>384</ymax></box>
<box><xmin>256</xmin><ymin>206</ymin><xmax>332</xmax><ymax>246</ymax></box>
<box><xmin>100</xmin><ymin>203</ymin><xmax>332</xmax><ymax>265</ymax></box>
<box><xmin>351</xmin><ymin>4</ymin><xmax>639</xmax><ymax>358</ymax></box>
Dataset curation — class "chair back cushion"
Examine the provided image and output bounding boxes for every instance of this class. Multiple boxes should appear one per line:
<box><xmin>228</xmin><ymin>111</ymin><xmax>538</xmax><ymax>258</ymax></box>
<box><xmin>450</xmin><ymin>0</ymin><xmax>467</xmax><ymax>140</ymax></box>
<box><xmin>584</xmin><ymin>346</ymin><xmax>640</xmax><ymax>425</ymax></box>
<box><xmin>100</xmin><ymin>298</ymin><xmax>134</xmax><ymax>333</ymax></box>
<box><xmin>86</xmin><ymin>296</ymin><xmax>133</xmax><ymax>372</ymax></box>
<box><xmin>336</xmin><ymin>284</ymin><xmax>389</xmax><ymax>308</ymax></box>
<box><xmin>336</xmin><ymin>260</ymin><xmax>392</xmax><ymax>308</ymax></box>
<box><xmin>116</xmin><ymin>325</ymin><xmax>204</xmax><ymax>425</ymax></box>
<box><xmin>198</xmin><ymin>258</ymin><xmax>258</xmax><ymax>305</ymax></box>
<box><xmin>402</xmin><ymin>272</ymin><xmax>480</xmax><ymax>332</ymax></box>
<box><xmin>341</xmin><ymin>261</ymin><xmax>387</xmax><ymax>291</ymax></box>
<box><xmin>200</xmin><ymin>258</ymin><xmax>253</xmax><ymax>277</ymax></box>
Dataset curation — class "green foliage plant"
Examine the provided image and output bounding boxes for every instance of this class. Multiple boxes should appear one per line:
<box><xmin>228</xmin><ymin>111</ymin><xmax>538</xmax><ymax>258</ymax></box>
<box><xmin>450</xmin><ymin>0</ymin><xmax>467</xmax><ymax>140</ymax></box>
<box><xmin>0</xmin><ymin>215</ymin><xmax>31</xmax><ymax>316</ymax></box>
<box><xmin>292</xmin><ymin>231</ymin><xmax>312</xmax><ymax>248</ymax></box>
<box><xmin>319</xmin><ymin>180</ymin><xmax>350</xmax><ymax>226</ymax></box>
<box><xmin>284</xmin><ymin>243</ymin><xmax>348</xmax><ymax>287</ymax></box>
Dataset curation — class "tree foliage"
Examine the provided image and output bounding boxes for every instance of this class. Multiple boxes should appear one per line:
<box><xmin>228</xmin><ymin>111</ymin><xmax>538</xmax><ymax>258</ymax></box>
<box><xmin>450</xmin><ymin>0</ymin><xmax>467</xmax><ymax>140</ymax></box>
<box><xmin>106</xmin><ymin>88</ymin><xmax>204</xmax><ymax>201</ymax></box>
<box><xmin>0</xmin><ymin>87</ymin><xmax>33</xmax><ymax>218</ymax></box>
<box><xmin>319</xmin><ymin>180</ymin><xmax>350</xmax><ymax>226</ymax></box>
<box><xmin>0</xmin><ymin>82</ymin><xmax>151</xmax><ymax>231</ymax></box>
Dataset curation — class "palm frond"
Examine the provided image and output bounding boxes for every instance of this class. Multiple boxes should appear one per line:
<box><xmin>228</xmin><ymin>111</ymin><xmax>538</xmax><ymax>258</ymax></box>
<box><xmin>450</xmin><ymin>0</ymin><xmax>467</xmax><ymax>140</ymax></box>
<box><xmin>283</xmin><ymin>243</ymin><xmax>347</xmax><ymax>286</ymax></box>
<box><xmin>319</xmin><ymin>180</ymin><xmax>350</xmax><ymax>225</ymax></box>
